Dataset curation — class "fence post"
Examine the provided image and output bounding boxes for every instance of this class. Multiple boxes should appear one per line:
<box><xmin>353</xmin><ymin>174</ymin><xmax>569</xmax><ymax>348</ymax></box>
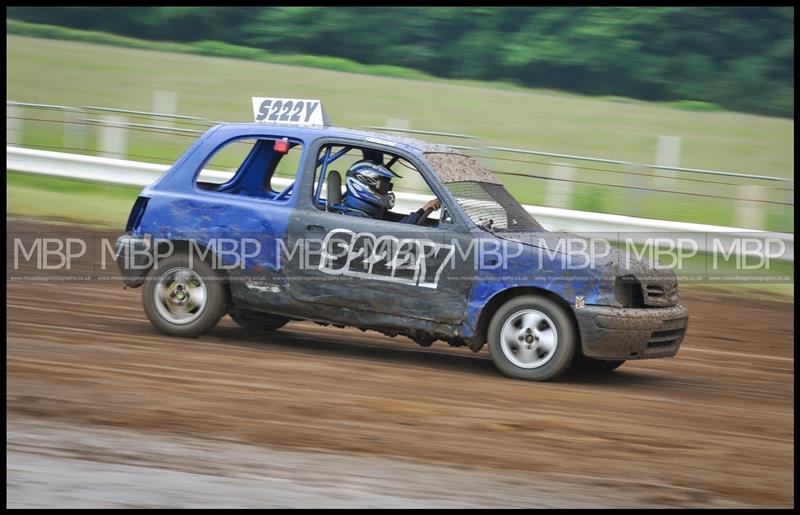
<box><xmin>153</xmin><ymin>90</ymin><xmax>178</xmax><ymax>127</ymax></box>
<box><xmin>624</xmin><ymin>162</ymin><xmax>647</xmax><ymax>218</ymax></box>
<box><xmin>64</xmin><ymin>108</ymin><xmax>86</xmax><ymax>150</ymax></box>
<box><xmin>735</xmin><ymin>185</ymin><xmax>766</xmax><ymax>230</ymax></box>
<box><xmin>545</xmin><ymin>163</ymin><xmax>574</xmax><ymax>209</ymax></box>
<box><xmin>386</xmin><ymin>118</ymin><xmax>409</xmax><ymax>131</ymax></box>
<box><xmin>7</xmin><ymin>103</ymin><xmax>22</xmax><ymax>146</ymax></box>
<box><xmin>654</xmin><ymin>135</ymin><xmax>681</xmax><ymax>188</ymax></box>
<box><xmin>98</xmin><ymin>115</ymin><xmax>128</xmax><ymax>159</ymax></box>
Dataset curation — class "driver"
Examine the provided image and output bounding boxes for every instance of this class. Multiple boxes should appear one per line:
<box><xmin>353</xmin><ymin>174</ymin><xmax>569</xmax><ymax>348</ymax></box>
<box><xmin>341</xmin><ymin>160</ymin><xmax>440</xmax><ymax>224</ymax></box>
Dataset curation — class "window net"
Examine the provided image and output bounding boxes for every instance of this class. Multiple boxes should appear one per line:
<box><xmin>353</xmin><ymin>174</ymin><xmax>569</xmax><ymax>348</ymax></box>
<box><xmin>446</xmin><ymin>181</ymin><xmax>544</xmax><ymax>232</ymax></box>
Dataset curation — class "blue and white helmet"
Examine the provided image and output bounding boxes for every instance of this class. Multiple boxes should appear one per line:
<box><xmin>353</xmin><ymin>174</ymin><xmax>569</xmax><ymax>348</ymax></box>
<box><xmin>342</xmin><ymin>160</ymin><xmax>396</xmax><ymax>217</ymax></box>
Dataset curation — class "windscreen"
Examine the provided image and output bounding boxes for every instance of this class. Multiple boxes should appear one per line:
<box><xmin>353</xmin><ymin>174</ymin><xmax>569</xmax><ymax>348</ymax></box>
<box><xmin>446</xmin><ymin>181</ymin><xmax>544</xmax><ymax>232</ymax></box>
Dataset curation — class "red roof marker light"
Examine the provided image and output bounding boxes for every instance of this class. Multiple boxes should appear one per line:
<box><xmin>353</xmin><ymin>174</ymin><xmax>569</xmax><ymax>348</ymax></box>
<box><xmin>274</xmin><ymin>137</ymin><xmax>290</xmax><ymax>154</ymax></box>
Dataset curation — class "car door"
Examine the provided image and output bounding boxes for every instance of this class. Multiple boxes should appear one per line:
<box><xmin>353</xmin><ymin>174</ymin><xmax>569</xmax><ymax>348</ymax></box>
<box><xmin>284</xmin><ymin>143</ymin><xmax>474</xmax><ymax>324</ymax></box>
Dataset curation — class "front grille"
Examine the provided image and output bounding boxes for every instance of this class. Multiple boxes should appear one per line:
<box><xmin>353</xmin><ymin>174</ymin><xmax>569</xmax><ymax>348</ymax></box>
<box><xmin>647</xmin><ymin>327</ymin><xmax>685</xmax><ymax>349</ymax></box>
<box><xmin>642</xmin><ymin>282</ymin><xmax>678</xmax><ymax>307</ymax></box>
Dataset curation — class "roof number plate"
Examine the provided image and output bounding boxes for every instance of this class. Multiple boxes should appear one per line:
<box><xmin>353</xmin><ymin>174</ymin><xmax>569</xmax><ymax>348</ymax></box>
<box><xmin>252</xmin><ymin>97</ymin><xmax>328</xmax><ymax>126</ymax></box>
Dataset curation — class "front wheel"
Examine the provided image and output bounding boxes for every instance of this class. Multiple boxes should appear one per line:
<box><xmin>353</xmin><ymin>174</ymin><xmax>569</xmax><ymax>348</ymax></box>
<box><xmin>487</xmin><ymin>295</ymin><xmax>576</xmax><ymax>381</ymax></box>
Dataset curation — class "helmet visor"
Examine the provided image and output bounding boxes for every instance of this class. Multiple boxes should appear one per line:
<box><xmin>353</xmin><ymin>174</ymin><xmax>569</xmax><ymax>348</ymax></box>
<box><xmin>373</xmin><ymin>177</ymin><xmax>392</xmax><ymax>195</ymax></box>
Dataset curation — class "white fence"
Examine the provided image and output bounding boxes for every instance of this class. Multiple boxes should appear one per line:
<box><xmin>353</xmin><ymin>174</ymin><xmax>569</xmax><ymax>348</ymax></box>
<box><xmin>7</xmin><ymin>145</ymin><xmax>793</xmax><ymax>262</ymax></box>
<box><xmin>9</xmin><ymin>101</ymin><xmax>794</xmax><ymax>233</ymax></box>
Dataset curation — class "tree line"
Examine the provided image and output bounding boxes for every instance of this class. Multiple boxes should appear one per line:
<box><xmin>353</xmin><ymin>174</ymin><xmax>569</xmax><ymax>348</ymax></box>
<box><xmin>8</xmin><ymin>6</ymin><xmax>794</xmax><ymax>117</ymax></box>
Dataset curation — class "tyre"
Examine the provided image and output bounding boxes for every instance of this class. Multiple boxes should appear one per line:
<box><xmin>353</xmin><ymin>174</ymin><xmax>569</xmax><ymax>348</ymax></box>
<box><xmin>572</xmin><ymin>355</ymin><xmax>625</xmax><ymax>372</ymax></box>
<box><xmin>142</xmin><ymin>251</ymin><xmax>227</xmax><ymax>337</ymax></box>
<box><xmin>487</xmin><ymin>295</ymin><xmax>576</xmax><ymax>381</ymax></box>
<box><xmin>229</xmin><ymin>309</ymin><xmax>290</xmax><ymax>333</ymax></box>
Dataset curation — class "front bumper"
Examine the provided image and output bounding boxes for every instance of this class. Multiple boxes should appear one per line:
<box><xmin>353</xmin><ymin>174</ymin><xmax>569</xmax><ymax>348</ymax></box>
<box><xmin>574</xmin><ymin>304</ymin><xmax>688</xmax><ymax>360</ymax></box>
<box><xmin>115</xmin><ymin>234</ymin><xmax>152</xmax><ymax>288</ymax></box>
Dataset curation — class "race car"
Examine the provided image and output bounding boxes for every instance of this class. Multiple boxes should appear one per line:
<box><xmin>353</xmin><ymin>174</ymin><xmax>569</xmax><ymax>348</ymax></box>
<box><xmin>116</xmin><ymin>97</ymin><xmax>688</xmax><ymax>381</ymax></box>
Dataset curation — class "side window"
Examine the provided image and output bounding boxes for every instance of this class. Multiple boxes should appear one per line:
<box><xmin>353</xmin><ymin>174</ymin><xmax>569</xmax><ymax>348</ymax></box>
<box><xmin>391</xmin><ymin>157</ymin><xmax>455</xmax><ymax>226</ymax></box>
<box><xmin>311</xmin><ymin>145</ymin><xmax>365</xmax><ymax>205</ymax></box>
<box><xmin>312</xmin><ymin>144</ymin><xmax>450</xmax><ymax>227</ymax></box>
<box><xmin>197</xmin><ymin>138</ymin><xmax>257</xmax><ymax>188</ymax></box>
<box><xmin>266</xmin><ymin>140</ymin><xmax>304</xmax><ymax>196</ymax></box>
<box><xmin>195</xmin><ymin>136</ymin><xmax>303</xmax><ymax>201</ymax></box>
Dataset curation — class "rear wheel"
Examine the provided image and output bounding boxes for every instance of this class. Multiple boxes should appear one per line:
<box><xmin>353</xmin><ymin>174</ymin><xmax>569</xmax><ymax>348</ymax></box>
<box><xmin>230</xmin><ymin>310</ymin><xmax>290</xmax><ymax>333</ymax></box>
<box><xmin>142</xmin><ymin>252</ymin><xmax>227</xmax><ymax>337</ymax></box>
<box><xmin>487</xmin><ymin>295</ymin><xmax>576</xmax><ymax>381</ymax></box>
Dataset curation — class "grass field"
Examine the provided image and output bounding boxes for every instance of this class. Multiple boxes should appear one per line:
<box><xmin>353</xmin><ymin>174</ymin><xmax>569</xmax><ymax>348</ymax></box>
<box><xmin>6</xmin><ymin>33</ymin><xmax>795</xmax><ymax>231</ymax></box>
<box><xmin>8</xmin><ymin>35</ymin><xmax>794</xmax><ymax>175</ymax></box>
<box><xmin>7</xmin><ymin>34</ymin><xmax>794</xmax><ymax>232</ymax></box>
<box><xmin>7</xmin><ymin>172</ymin><xmax>141</xmax><ymax>228</ymax></box>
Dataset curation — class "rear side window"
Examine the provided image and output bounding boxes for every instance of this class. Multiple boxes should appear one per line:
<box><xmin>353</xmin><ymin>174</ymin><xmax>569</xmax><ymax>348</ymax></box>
<box><xmin>195</xmin><ymin>137</ymin><xmax>303</xmax><ymax>201</ymax></box>
<box><xmin>267</xmin><ymin>141</ymin><xmax>304</xmax><ymax>196</ymax></box>
<box><xmin>197</xmin><ymin>138</ymin><xmax>257</xmax><ymax>188</ymax></box>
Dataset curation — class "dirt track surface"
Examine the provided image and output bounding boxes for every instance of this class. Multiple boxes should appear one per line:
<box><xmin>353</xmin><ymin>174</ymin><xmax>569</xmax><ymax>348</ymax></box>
<box><xmin>7</xmin><ymin>418</ymin><xmax>632</xmax><ymax>509</ymax></box>
<box><xmin>6</xmin><ymin>220</ymin><xmax>795</xmax><ymax>507</ymax></box>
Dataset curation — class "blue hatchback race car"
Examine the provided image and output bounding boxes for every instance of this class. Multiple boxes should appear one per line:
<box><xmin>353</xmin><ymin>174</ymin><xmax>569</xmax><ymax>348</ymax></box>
<box><xmin>116</xmin><ymin>98</ymin><xmax>688</xmax><ymax>381</ymax></box>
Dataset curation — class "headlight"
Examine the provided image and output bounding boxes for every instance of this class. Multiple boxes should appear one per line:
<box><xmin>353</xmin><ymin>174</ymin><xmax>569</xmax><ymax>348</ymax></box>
<box><xmin>615</xmin><ymin>275</ymin><xmax>644</xmax><ymax>308</ymax></box>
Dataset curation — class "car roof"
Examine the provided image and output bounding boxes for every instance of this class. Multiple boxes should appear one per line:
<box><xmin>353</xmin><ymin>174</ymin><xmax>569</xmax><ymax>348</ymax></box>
<box><xmin>211</xmin><ymin>123</ymin><xmax>460</xmax><ymax>155</ymax></box>
<box><xmin>209</xmin><ymin>123</ymin><xmax>500</xmax><ymax>184</ymax></box>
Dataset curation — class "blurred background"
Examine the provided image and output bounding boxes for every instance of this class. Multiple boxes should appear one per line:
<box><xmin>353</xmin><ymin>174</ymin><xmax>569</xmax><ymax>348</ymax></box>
<box><xmin>6</xmin><ymin>7</ymin><xmax>795</xmax><ymax>509</ymax></box>
<box><xmin>6</xmin><ymin>6</ymin><xmax>794</xmax><ymax>234</ymax></box>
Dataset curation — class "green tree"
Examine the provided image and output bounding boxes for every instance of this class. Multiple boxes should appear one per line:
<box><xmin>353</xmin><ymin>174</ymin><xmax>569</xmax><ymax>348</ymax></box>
<box><xmin>6</xmin><ymin>6</ymin><xmax>793</xmax><ymax>117</ymax></box>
